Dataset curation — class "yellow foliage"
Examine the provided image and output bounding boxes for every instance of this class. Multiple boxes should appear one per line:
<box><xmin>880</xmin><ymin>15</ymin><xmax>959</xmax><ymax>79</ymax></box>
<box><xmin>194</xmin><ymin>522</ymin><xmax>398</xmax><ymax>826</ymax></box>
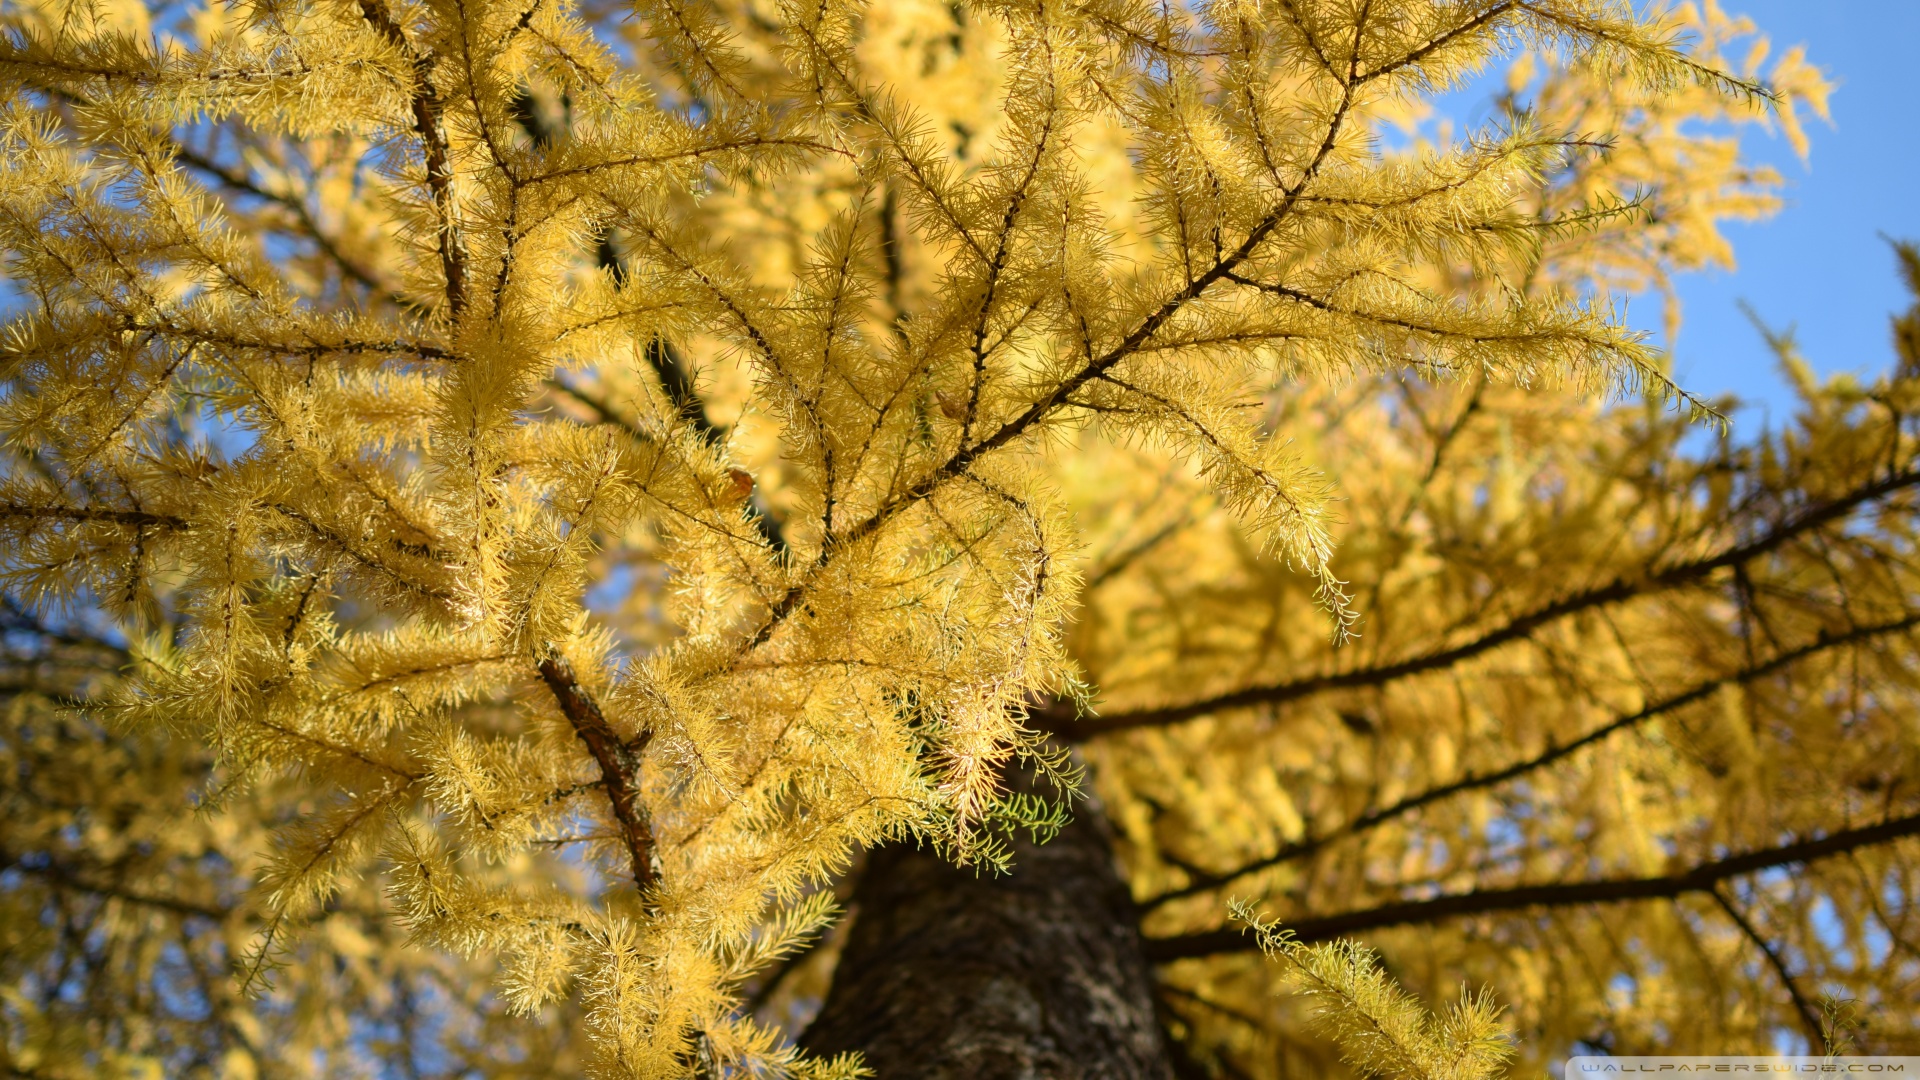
<box><xmin>5</xmin><ymin>0</ymin><xmax>1895</xmax><ymax>1076</ymax></box>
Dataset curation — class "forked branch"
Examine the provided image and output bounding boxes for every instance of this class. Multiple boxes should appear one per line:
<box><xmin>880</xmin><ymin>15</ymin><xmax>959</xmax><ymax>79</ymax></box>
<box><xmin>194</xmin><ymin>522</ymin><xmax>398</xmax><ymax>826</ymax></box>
<box><xmin>538</xmin><ymin>655</ymin><xmax>658</xmax><ymax>893</ymax></box>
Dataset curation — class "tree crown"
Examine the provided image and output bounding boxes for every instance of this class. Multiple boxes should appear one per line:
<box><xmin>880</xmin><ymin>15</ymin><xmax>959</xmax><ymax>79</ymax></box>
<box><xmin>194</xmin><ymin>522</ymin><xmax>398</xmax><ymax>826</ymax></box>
<box><xmin>0</xmin><ymin>0</ymin><xmax>1871</xmax><ymax>1076</ymax></box>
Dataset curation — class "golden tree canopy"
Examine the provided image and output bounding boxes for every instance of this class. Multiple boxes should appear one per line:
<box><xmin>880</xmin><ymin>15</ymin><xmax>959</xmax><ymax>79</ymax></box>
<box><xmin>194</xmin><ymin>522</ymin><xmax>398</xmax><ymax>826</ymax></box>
<box><xmin>11</xmin><ymin>0</ymin><xmax>1908</xmax><ymax>1076</ymax></box>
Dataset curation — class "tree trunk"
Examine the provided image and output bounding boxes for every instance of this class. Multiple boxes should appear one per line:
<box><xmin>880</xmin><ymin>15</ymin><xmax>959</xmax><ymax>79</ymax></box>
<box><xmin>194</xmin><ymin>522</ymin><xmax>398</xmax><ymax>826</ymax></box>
<box><xmin>800</xmin><ymin>781</ymin><xmax>1174</xmax><ymax>1080</ymax></box>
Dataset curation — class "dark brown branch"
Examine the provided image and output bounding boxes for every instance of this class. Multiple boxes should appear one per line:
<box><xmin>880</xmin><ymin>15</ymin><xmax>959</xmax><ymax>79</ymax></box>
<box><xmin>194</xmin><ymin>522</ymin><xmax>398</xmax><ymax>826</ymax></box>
<box><xmin>1</xmin><ymin>503</ymin><xmax>188</xmax><ymax>530</ymax></box>
<box><xmin>931</xmin><ymin>83</ymin><xmax>1354</xmax><ymax>493</ymax></box>
<box><xmin>644</xmin><ymin>337</ymin><xmax>721</xmax><ymax>443</ymax></box>
<box><xmin>124</xmin><ymin>318</ymin><xmax>451</xmax><ymax>362</ymax></box>
<box><xmin>1084</xmin><ymin>514</ymin><xmax>1192</xmax><ymax>592</ymax></box>
<box><xmin>741</xmin><ymin>931</ymin><xmax>820</xmax><ymax>1016</ymax></box>
<box><xmin>1144</xmin><ymin>809</ymin><xmax>1920</xmax><ymax>960</ymax></box>
<box><xmin>1710</xmin><ymin>887</ymin><xmax>1824</xmax><ymax>1047</ymax></box>
<box><xmin>0</xmin><ymin>597</ymin><xmax>131</xmax><ymax>658</ymax></box>
<box><xmin>548</xmin><ymin>375</ymin><xmax>653</xmax><ymax>443</ymax></box>
<box><xmin>546</xmin><ymin>368</ymin><xmax>784</xmax><ymax>550</ymax></box>
<box><xmin>589</xmin><ymin>236</ymin><xmax>783</xmax><ymax>550</ymax></box>
<box><xmin>878</xmin><ymin>183</ymin><xmax>906</xmax><ymax>332</ymax></box>
<box><xmin>1070</xmin><ymin>464</ymin><xmax>1920</xmax><ymax>736</ymax></box>
<box><xmin>355</xmin><ymin>0</ymin><xmax>466</xmax><ymax>317</ymax></box>
<box><xmin>527</xmin><ymin>140</ymin><xmax>850</xmax><ymax>188</ymax></box>
<box><xmin>34</xmin><ymin>83</ymin><xmax>400</xmax><ymax>308</ymax></box>
<box><xmin>961</xmin><ymin>100</ymin><xmax>1056</xmax><ymax>446</ymax></box>
<box><xmin>172</xmin><ymin>144</ymin><xmax>393</xmax><ymax>300</ymax></box>
<box><xmin>750</xmin><ymin>82</ymin><xmax>1363</xmax><ymax>645</ymax></box>
<box><xmin>1220</xmin><ymin>271</ymin><xmax>1684</xmax><ymax>370</ymax></box>
<box><xmin>1145</xmin><ymin>612</ymin><xmax>1920</xmax><ymax>907</ymax></box>
<box><xmin>1355</xmin><ymin>1</ymin><xmax>1515</xmax><ymax>86</ymax></box>
<box><xmin>585</xmin><ymin>235</ymin><xmax>721</xmax><ymax>440</ymax></box>
<box><xmin>0</xmin><ymin>848</ymin><xmax>230</xmax><ymax>921</ymax></box>
<box><xmin>537</xmin><ymin>655</ymin><xmax>657</xmax><ymax>894</ymax></box>
<box><xmin>268</xmin><ymin>503</ymin><xmax>455</xmax><ymax>604</ymax></box>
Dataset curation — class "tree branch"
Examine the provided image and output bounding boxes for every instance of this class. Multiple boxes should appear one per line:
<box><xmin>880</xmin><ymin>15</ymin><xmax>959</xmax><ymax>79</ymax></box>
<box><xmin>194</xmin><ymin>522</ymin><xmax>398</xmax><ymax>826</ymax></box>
<box><xmin>1144</xmin><ymin>810</ymin><xmax>1920</xmax><ymax>960</ymax></box>
<box><xmin>355</xmin><ymin>0</ymin><xmax>466</xmax><ymax>317</ymax></box>
<box><xmin>589</xmin><ymin>237</ymin><xmax>785</xmax><ymax>550</ymax></box>
<box><xmin>1143</xmin><ymin>612</ymin><xmax>1920</xmax><ymax>907</ymax></box>
<box><xmin>749</xmin><ymin>82</ymin><xmax>1363</xmax><ymax>646</ymax></box>
<box><xmin>537</xmin><ymin>655</ymin><xmax>658</xmax><ymax>894</ymax></box>
<box><xmin>588</xmin><ymin>235</ymin><xmax>723</xmax><ymax>443</ymax></box>
<box><xmin>1068</xmin><ymin>464</ymin><xmax>1920</xmax><ymax>736</ymax></box>
<box><xmin>643</xmin><ymin>337</ymin><xmax>724</xmax><ymax>444</ymax></box>
<box><xmin>1710</xmin><ymin>886</ymin><xmax>1824</xmax><ymax>1047</ymax></box>
<box><xmin>548</xmin><ymin>374</ymin><xmax>652</xmax><ymax>442</ymax></box>
<box><xmin>0</xmin><ymin>848</ymin><xmax>230</xmax><ymax>921</ymax></box>
<box><xmin>171</xmin><ymin>143</ymin><xmax>394</xmax><ymax>301</ymax></box>
<box><xmin>0</xmin><ymin>503</ymin><xmax>188</xmax><ymax>530</ymax></box>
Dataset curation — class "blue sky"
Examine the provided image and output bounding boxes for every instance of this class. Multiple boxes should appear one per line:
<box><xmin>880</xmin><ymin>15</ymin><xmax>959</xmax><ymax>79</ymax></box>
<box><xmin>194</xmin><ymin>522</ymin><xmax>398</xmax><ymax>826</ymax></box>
<box><xmin>1639</xmin><ymin>2</ymin><xmax>1920</xmax><ymax>430</ymax></box>
<box><xmin>1422</xmin><ymin>4</ymin><xmax>1920</xmax><ymax>434</ymax></box>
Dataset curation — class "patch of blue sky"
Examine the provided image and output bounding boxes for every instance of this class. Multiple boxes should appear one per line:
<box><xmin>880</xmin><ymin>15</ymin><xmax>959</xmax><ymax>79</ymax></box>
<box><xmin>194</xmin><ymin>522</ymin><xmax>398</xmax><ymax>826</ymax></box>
<box><xmin>1654</xmin><ymin>3</ymin><xmax>1920</xmax><ymax>431</ymax></box>
<box><xmin>583</xmin><ymin>559</ymin><xmax>641</xmax><ymax>618</ymax></box>
<box><xmin>1396</xmin><ymin>4</ymin><xmax>1920</xmax><ymax>438</ymax></box>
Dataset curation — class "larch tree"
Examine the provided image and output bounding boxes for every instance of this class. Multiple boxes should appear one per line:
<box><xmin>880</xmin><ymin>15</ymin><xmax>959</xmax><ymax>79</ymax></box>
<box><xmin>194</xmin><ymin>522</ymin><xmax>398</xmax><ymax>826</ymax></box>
<box><xmin>5</xmin><ymin>0</ymin><xmax>1910</xmax><ymax>1078</ymax></box>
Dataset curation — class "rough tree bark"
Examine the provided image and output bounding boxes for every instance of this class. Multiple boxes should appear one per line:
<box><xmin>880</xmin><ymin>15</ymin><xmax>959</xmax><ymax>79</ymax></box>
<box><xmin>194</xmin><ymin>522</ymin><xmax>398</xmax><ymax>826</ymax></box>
<box><xmin>800</xmin><ymin>779</ymin><xmax>1174</xmax><ymax>1080</ymax></box>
